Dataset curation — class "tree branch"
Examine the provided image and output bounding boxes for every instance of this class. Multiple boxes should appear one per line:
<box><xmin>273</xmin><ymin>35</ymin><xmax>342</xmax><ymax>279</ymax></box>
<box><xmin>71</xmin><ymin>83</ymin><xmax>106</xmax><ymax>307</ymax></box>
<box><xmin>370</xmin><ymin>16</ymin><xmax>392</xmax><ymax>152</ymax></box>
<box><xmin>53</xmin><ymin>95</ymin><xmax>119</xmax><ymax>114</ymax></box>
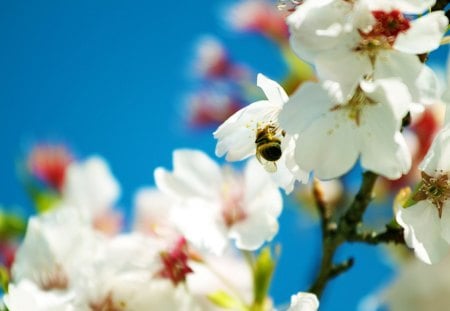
<box><xmin>309</xmin><ymin>171</ymin><xmax>378</xmax><ymax>297</ymax></box>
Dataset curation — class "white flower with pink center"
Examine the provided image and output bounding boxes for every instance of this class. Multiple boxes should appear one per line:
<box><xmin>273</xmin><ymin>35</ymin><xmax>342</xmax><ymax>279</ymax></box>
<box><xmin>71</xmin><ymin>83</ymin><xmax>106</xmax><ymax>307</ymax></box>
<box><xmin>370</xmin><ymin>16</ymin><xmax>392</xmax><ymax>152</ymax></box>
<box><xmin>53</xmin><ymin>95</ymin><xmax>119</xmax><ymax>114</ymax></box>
<box><xmin>155</xmin><ymin>149</ymin><xmax>282</xmax><ymax>255</ymax></box>
<box><xmin>12</xmin><ymin>208</ymin><xmax>102</xmax><ymax>292</ymax></box>
<box><xmin>288</xmin><ymin>0</ymin><xmax>448</xmax><ymax>103</ymax></box>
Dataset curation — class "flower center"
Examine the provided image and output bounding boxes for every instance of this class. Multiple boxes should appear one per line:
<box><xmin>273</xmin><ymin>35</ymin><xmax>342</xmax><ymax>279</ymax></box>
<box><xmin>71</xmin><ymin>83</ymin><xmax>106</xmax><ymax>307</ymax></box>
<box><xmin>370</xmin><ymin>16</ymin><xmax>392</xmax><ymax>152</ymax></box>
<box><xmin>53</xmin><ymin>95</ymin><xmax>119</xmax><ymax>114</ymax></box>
<box><xmin>90</xmin><ymin>293</ymin><xmax>126</xmax><ymax>311</ymax></box>
<box><xmin>355</xmin><ymin>10</ymin><xmax>410</xmax><ymax>61</ymax></box>
<box><xmin>221</xmin><ymin>171</ymin><xmax>247</xmax><ymax>227</ymax></box>
<box><xmin>413</xmin><ymin>171</ymin><xmax>450</xmax><ymax>218</ymax></box>
<box><xmin>157</xmin><ymin>237</ymin><xmax>193</xmax><ymax>286</ymax></box>
<box><xmin>331</xmin><ymin>87</ymin><xmax>374</xmax><ymax>126</ymax></box>
<box><xmin>39</xmin><ymin>264</ymin><xmax>69</xmax><ymax>291</ymax></box>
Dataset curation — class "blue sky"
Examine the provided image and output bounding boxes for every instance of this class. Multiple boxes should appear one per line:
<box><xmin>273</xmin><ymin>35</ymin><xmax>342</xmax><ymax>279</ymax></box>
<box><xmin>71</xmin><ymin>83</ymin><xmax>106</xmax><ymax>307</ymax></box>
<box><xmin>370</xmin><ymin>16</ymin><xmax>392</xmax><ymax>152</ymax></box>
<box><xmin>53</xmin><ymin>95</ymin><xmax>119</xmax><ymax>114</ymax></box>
<box><xmin>2</xmin><ymin>1</ymin><xmax>447</xmax><ymax>310</ymax></box>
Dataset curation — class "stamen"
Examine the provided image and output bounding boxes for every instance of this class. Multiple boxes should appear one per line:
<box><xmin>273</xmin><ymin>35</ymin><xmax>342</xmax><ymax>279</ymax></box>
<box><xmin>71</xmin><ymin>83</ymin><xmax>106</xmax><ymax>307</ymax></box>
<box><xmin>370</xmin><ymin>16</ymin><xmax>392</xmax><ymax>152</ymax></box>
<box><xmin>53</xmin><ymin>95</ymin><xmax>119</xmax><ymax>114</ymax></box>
<box><xmin>413</xmin><ymin>171</ymin><xmax>450</xmax><ymax>218</ymax></box>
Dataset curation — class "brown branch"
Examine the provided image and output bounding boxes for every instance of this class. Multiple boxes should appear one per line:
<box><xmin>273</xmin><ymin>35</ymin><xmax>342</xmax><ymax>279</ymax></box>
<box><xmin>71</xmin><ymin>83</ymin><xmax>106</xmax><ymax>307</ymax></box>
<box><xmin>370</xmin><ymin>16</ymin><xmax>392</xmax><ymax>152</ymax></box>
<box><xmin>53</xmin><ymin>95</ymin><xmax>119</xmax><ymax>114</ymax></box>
<box><xmin>348</xmin><ymin>225</ymin><xmax>405</xmax><ymax>245</ymax></box>
<box><xmin>309</xmin><ymin>171</ymin><xmax>378</xmax><ymax>297</ymax></box>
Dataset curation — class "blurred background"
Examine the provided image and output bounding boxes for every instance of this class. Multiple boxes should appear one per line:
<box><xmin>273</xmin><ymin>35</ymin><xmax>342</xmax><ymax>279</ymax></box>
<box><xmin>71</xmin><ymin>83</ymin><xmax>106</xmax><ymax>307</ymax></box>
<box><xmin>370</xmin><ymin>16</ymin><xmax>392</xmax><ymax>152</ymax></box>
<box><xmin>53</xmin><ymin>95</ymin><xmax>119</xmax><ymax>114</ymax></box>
<box><xmin>1</xmin><ymin>1</ymin><xmax>448</xmax><ymax>310</ymax></box>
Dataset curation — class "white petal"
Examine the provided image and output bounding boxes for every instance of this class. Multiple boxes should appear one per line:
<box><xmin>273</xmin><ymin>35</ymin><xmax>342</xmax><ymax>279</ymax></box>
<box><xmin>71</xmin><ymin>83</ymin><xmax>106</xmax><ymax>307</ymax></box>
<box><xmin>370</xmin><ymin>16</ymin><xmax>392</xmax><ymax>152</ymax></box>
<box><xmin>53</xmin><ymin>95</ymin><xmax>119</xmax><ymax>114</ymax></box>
<box><xmin>440</xmin><ymin>202</ymin><xmax>450</xmax><ymax>244</ymax></box>
<box><xmin>395</xmin><ymin>11</ymin><xmax>448</xmax><ymax>54</ymax></box>
<box><xmin>370</xmin><ymin>0</ymin><xmax>435</xmax><ymax>14</ymax></box>
<box><xmin>155</xmin><ymin>150</ymin><xmax>222</xmax><ymax>200</ymax></box>
<box><xmin>420</xmin><ymin>124</ymin><xmax>450</xmax><ymax>174</ymax></box>
<box><xmin>394</xmin><ymin>0</ymin><xmax>436</xmax><ymax>13</ymax></box>
<box><xmin>244</xmin><ymin>158</ymin><xmax>283</xmax><ymax>217</ymax></box>
<box><xmin>4</xmin><ymin>280</ymin><xmax>74</xmax><ymax>311</ymax></box>
<box><xmin>287</xmin><ymin>0</ymin><xmax>353</xmax><ymax>62</ymax></box>
<box><xmin>397</xmin><ymin>201</ymin><xmax>449</xmax><ymax>264</ymax></box>
<box><xmin>315</xmin><ymin>48</ymin><xmax>372</xmax><ymax>101</ymax></box>
<box><xmin>62</xmin><ymin>156</ymin><xmax>120</xmax><ymax>217</ymax></box>
<box><xmin>214</xmin><ymin>100</ymin><xmax>277</xmax><ymax>161</ymax></box>
<box><xmin>287</xmin><ymin>292</ymin><xmax>319</xmax><ymax>311</ymax></box>
<box><xmin>257</xmin><ymin>73</ymin><xmax>288</xmax><ymax>106</ymax></box>
<box><xmin>271</xmin><ymin>136</ymin><xmax>310</xmax><ymax>193</ymax></box>
<box><xmin>295</xmin><ymin>110</ymin><xmax>360</xmax><ymax>179</ymax></box>
<box><xmin>360</xmin><ymin>105</ymin><xmax>411</xmax><ymax>179</ymax></box>
<box><xmin>374</xmin><ymin>51</ymin><xmax>439</xmax><ymax>104</ymax></box>
<box><xmin>360</xmin><ymin>79</ymin><xmax>411</xmax><ymax>121</ymax></box>
<box><xmin>229</xmin><ymin>212</ymin><xmax>278</xmax><ymax>250</ymax></box>
<box><xmin>279</xmin><ymin>82</ymin><xmax>333</xmax><ymax>135</ymax></box>
<box><xmin>171</xmin><ymin>199</ymin><xmax>228</xmax><ymax>255</ymax></box>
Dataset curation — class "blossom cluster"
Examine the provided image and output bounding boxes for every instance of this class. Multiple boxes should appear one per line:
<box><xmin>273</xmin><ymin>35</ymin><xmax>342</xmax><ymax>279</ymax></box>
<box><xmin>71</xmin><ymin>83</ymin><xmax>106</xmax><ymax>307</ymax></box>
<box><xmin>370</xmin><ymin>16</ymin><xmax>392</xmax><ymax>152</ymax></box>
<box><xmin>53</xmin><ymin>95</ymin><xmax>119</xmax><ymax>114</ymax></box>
<box><xmin>214</xmin><ymin>0</ymin><xmax>450</xmax><ymax>269</ymax></box>
<box><xmin>215</xmin><ymin>0</ymin><xmax>448</xmax><ymax>188</ymax></box>
<box><xmin>2</xmin><ymin>147</ymin><xmax>318</xmax><ymax>310</ymax></box>
<box><xmin>4</xmin><ymin>0</ymin><xmax>450</xmax><ymax>310</ymax></box>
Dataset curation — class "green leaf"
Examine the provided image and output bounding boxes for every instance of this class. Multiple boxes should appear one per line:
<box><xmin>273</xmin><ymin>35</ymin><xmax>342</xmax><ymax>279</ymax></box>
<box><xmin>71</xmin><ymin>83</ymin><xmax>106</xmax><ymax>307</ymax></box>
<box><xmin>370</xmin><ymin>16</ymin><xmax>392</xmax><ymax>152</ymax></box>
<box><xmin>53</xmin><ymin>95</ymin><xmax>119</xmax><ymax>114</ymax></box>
<box><xmin>207</xmin><ymin>290</ymin><xmax>247</xmax><ymax>311</ymax></box>
<box><xmin>0</xmin><ymin>266</ymin><xmax>9</xmax><ymax>293</ymax></box>
<box><xmin>32</xmin><ymin>191</ymin><xmax>60</xmax><ymax>213</ymax></box>
<box><xmin>0</xmin><ymin>211</ymin><xmax>26</xmax><ymax>239</ymax></box>
<box><xmin>252</xmin><ymin>247</ymin><xmax>276</xmax><ymax>309</ymax></box>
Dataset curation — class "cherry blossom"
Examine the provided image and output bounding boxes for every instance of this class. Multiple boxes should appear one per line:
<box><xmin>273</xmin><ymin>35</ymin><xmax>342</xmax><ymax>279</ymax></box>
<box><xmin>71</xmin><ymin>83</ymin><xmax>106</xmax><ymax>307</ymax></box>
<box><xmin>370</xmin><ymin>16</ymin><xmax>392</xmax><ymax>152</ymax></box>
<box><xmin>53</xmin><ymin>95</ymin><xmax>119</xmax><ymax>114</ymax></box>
<box><xmin>214</xmin><ymin>73</ymin><xmax>309</xmax><ymax>193</ymax></box>
<box><xmin>62</xmin><ymin>156</ymin><xmax>121</xmax><ymax>220</ymax></box>
<box><xmin>12</xmin><ymin>208</ymin><xmax>102</xmax><ymax>291</ymax></box>
<box><xmin>155</xmin><ymin>149</ymin><xmax>282</xmax><ymax>254</ymax></box>
<box><xmin>287</xmin><ymin>0</ymin><xmax>447</xmax><ymax>103</ymax></box>
<box><xmin>279</xmin><ymin>78</ymin><xmax>412</xmax><ymax>180</ymax></box>
<box><xmin>397</xmin><ymin>124</ymin><xmax>450</xmax><ymax>264</ymax></box>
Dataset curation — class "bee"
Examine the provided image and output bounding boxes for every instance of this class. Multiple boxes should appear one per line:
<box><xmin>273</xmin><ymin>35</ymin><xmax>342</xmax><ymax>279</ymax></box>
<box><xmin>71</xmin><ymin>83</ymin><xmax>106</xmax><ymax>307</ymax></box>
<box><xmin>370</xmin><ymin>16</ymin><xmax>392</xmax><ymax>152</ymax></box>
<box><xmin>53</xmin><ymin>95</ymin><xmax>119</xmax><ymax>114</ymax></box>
<box><xmin>255</xmin><ymin>125</ymin><xmax>284</xmax><ymax>173</ymax></box>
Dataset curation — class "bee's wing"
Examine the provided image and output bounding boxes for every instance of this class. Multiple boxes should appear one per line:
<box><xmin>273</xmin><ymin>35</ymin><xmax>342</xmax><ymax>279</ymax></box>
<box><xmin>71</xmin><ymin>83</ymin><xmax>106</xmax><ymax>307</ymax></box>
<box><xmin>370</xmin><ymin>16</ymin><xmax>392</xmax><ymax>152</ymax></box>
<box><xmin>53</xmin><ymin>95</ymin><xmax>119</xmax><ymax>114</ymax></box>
<box><xmin>256</xmin><ymin>153</ymin><xmax>277</xmax><ymax>173</ymax></box>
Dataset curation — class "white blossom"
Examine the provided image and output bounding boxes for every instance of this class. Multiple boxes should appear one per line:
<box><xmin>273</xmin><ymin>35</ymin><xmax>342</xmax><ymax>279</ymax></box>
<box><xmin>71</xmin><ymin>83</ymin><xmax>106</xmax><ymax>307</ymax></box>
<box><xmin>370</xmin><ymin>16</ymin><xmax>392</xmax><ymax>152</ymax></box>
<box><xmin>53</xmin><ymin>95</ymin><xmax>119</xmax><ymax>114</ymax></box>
<box><xmin>155</xmin><ymin>149</ymin><xmax>282</xmax><ymax>254</ymax></box>
<box><xmin>133</xmin><ymin>187</ymin><xmax>179</xmax><ymax>239</ymax></box>
<box><xmin>279</xmin><ymin>78</ymin><xmax>412</xmax><ymax>180</ymax></box>
<box><xmin>381</xmin><ymin>255</ymin><xmax>450</xmax><ymax>311</ymax></box>
<box><xmin>12</xmin><ymin>208</ymin><xmax>102</xmax><ymax>291</ymax></box>
<box><xmin>62</xmin><ymin>156</ymin><xmax>120</xmax><ymax>219</ymax></box>
<box><xmin>287</xmin><ymin>0</ymin><xmax>447</xmax><ymax>103</ymax></box>
<box><xmin>397</xmin><ymin>124</ymin><xmax>450</xmax><ymax>264</ymax></box>
<box><xmin>214</xmin><ymin>73</ymin><xmax>308</xmax><ymax>193</ymax></box>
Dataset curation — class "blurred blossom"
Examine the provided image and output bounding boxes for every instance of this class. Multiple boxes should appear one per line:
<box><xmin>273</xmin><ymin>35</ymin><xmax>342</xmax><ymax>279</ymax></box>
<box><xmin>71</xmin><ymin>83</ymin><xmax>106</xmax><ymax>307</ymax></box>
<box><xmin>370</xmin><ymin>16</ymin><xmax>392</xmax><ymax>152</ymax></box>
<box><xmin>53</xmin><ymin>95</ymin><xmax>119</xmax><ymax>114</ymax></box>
<box><xmin>187</xmin><ymin>90</ymin><xmax>245</xmax><ymax>128</ymax></box>
<box><xmin>11</xmin><ymin>208</ymin><xmax>102</xmax><ymax>290</ymax></box>
<box><xmin>296</xmin><ymin>179</ymin><xmax>344</xmax><ymax>210</ymax></box>
<box><xmin>194</xmin><ymin>37</ymin><xmax>232</xmax><ymax>79</ymax></box>
<box><xmin>287</xmin><ymin>292</ymin><xmax>319</xmax><ymax>311</ymax></box>
<box><xmin>157</xmin><ymin>237</ymin><xmax>193</xmax><ymax>286</ymax></box>
<box><xmin>227</xmin><ymin>0</ymin><xmax>289</xmax><ymax>42</ymax></box>
<box><xmin>4</xmin><ymin>279</ymin><xmax>74</xmax><ymax>311</ymax></box>
<box><xmin>155</xmin><ymin>149</ymin><xmax>282</xmax><ymax>254</ymax></box>
<box><xmin>187</xmin><ymin>253</ymin><xmax>253</xmax><ymax>310</ymax></box>
<box><xmin>62</xmin><ymin>156</ymin><xmax>120</xmax><ymax>220</ymax></box>
<box><xmin>371</xmin><ymin>255</ymin><xmax>450</xmax><ymax>311</ymax></box>
<box><xmin>133</xmin><ymin>188</ymin><xmax>180</xmax><ymax>239</ymax></box>
<box><xmin>27</xmin><ymin>144</ymin><xmax>73</xmax><ymax>192</ymax></box>
<box><xmin>187</xmin><ymin>36</ymin><xmax>253</xmax><ymax>129</ymax></box>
